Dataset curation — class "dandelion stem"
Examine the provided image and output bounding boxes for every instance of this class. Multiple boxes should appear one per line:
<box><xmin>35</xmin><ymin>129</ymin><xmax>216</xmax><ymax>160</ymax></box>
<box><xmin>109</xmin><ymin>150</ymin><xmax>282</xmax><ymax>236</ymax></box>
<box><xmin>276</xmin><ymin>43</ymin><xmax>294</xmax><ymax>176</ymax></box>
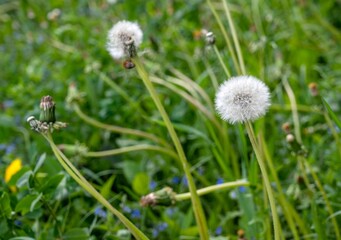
<box><xmin>245</xmin><ymin>121</ymin><xmax>281</xmax><ymax>240</ymax></box>
<box><xmin>133</xmin><ymin>57</ymin><xmax>209</xmax><ymax>240</ymax></box>
<box><xmin>213</xmin><ymin>45</ymin><xmax>231</xmax><ymax>78</ymax></box>
<box><xmin>85</xmin><ymin>144</ymin><xmax>178</xmax><ymax>160</ymax></box>
<box><xmin>282</xmin><ymin>78</ymin><xmax>302</xmax><ymax>144</ymax></box>
<box><xmin>175</xmin><ymin>179</ymin><xmax>249</xmax><ymax>201</ymax></box>
<box><xmin>222</xmin><ymin>0</ymin><xmax>246</xmax><ymax>75</ymax></box>
<box><xmin>42</xmin><ymin>133</ymin><xmax>149</xmax><ymax>240</ymax></box>
<box><xmin>206</xmin><ymin>0</ymin><xmax>241</xmax><ymax>74</ymax></box>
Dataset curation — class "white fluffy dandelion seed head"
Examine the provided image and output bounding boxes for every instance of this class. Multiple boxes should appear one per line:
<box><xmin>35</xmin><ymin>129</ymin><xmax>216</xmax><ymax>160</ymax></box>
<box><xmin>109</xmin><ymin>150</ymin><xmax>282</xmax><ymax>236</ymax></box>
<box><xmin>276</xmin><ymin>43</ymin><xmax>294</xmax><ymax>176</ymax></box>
<box><xmin>106</xmin><ymin>20</ymin><xmax>143</xmax><ymax>59</ymax></box>
<box><xmin>215</xmin><ymin>75</ymin><xmax>271</xmax><ymax>124</ymax></box>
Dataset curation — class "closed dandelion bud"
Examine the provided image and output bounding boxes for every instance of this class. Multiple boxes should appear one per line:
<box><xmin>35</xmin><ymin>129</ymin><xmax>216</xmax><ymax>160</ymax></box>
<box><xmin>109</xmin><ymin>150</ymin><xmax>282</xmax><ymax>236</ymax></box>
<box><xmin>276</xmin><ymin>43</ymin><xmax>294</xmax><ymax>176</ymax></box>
<box><xmin>106</xmin><ymin>20</ymin><xmax>143</xmax><ymax>59</ymax></box>
<box><xmin>308</xmin><ymin>82</ymin><xmax>318</xmax><ymax>97</ymax></box>
<box><xmin>286</xmin><ymin>133</ymin><xmax>295</xmax><ymax>143</ymax></box>
<box><xmin>205</xmin><ymin>31</ymin><xmax>215</xmax><ymax>45</ymax></box>
<box><xmin>282</xmin><ymin>122</ymin><xmax>291</xmax><ymax>133</ymax></box>
<box><xmin>140</xmin><ymin>187</ymin><xmax>176</xmax><ymax>207</ymax></box>
<box><xmin>215</xmin><ymin>76</ymin><xmax>271</xmax><ymax>124</ymax></box>
<box><xmin>123</xmin><ymin>59</ymin><xmax>135</xmax><ymax>69</ymax></box>
<box><xmin>39</xmin><ymin>95</ymin><xmax>56</xmax><ymax>123</ymax></box>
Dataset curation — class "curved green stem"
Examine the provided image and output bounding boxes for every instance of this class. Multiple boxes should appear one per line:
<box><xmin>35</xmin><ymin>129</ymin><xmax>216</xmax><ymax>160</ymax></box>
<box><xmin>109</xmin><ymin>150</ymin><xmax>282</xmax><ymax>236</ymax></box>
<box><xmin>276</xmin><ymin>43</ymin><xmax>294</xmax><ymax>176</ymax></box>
<box><xmin>133</xmin><ymin>57</ymin><xmax>209</xmax><ymax>240</ymax></box>
<box><xmin>42</xmin><ymin>133</ymin><xmax>149</xmax><ymax>240</ymax></box>
<box><xmin>245</xmin><ymin>121</ymin><xmax>281</xmax><ymax>240</ymax></box>
<box><xmin>73</xmin><ymin>103</ymin><xmax>170</xmax><ymax>148</ymax></box>
<box><xmin>301</xmin><ymin>157</ymin><xmax>341</xmax><ymax>240</ymax></box>
<box><xmin>175</xmin><ymin>179</ymin><xmax>249</xmax><ymax>201</ymax></box>
<box><xmin>206</xmin><ymin>0</ymin><xmax>241</xmax><ymax>75</ymax></box>
<box><xmin>213</xmin><ymin>45</ymin><xmax>231</xmax><ymax>78</ymax></box>
<box><xmin>85</xmin><ymin>144</ymin><xmax>178</xmax><ymax>160</ymax></box>
<box><xmin>282</xmin><ymin>78</ymin><xmax>302</xmax><ymax>144</ymax></box>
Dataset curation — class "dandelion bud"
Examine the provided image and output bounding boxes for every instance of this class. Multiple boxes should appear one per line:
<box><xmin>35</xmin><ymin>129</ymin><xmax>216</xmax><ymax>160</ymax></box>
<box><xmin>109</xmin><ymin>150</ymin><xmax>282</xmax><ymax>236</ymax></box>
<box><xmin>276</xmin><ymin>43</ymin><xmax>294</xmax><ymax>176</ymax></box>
<box><xmin>106</xmin><ymin>20</ymin><xmax>143</xmax><ymax>59</ymax></box>
<box><xmin>215</xmin><ymin>76</ymin><xmax>271</xmax><ymax>124</ymax></box>
<box><xmin>140</xmin><ymin>187</ymin><xmax>176</xmax><ymax>207</ymax></box>
<box><xmin>308</xmin><ymin>82</ymin><xmax>318</xmax><ymax>97</ymax></box>
<box><xmin>39</xmin><ymin>95</ymin><xmax>56</xmax><ymax>123</ymax></box>
<box><xmin>282</xmin><ymin>122</ymin><xmax>291</xmax><ymax>133</ymax></box>
<box><xmin>205</xmin><ymin>31</ymin><xmax>215</xmax><ymax>45</ymax></box>
<box><xmin>123</xmin><ymin>59</ymin><xmax>135</xmax><ymax>69</ymax></box>
<box><xmin>286</xmin><ymin>133</ymin><xmax>295</xmax><ymax>143</ymax></box>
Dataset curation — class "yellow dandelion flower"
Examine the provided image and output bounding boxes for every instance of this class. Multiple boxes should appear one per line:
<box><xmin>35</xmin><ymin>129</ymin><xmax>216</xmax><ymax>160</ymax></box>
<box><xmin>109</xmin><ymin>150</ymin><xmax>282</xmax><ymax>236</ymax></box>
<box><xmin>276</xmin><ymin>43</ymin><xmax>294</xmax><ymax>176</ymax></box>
<box><xmin>5</xmin><ymin>158</ymin><xmax>22</xmax><ymax>183</ymax></box>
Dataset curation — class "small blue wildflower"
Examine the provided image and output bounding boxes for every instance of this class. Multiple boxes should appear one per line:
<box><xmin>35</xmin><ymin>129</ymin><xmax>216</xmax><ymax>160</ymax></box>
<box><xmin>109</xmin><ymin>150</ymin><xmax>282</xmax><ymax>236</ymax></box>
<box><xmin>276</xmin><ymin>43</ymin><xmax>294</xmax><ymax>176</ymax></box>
<box><xmin>3</xmin><ymin>100</ymin><xmax>14</xmax><ymax>109</ymax></box>
<box><xmin>216</xmin><ymin>177</ymin><xmax>224</xmax><ymax>185</ymax></box>
<box><xmin>181</xmin><ymin>176</ymin><xmax>188</xmax><ymax>187</ymax></box>
<box><xmin>94</xmin><ymin>207</ymin><xmax>107</xmax><ymax>218</ymax></box>
<box><xmin>122</xmin><ymin>205</ymin><xmax>132</xmax><ymax>213</ymax></box>
<box><xmin>149</xmin><ymin>181</ymin><xmax>157</xmax><ymax>190</ymax></box>
<box><xmin>157</xmin><ymin>222</ymin><xmax>168</xmax><ymax>231</ymax></box>
<box><xmin>171</xmin><ymin>176</ymin><xmax>180</xmax><ymax>184</ymax></box>
<box><xmin>152</xmin><ymin>228</ymin><xmax>159</xmax><ymax>238</ymax></box>
<box><xmin>166</xmin><ymin>208</ymin><xmax>175</xmax><ymax>216</ymax></box>
<box><xmin>14</xmin><ymin>220</ymin><xmax>22</xmax><ymax>227</ymax></box>
<box><xmin>131</xmin><ymin>209</ymin><xmax>141</xmax><ymax>219</ymax></box>
<box><xmin>215</xmin><ymin>226</ymin><xmax>223</xmax><ymax>235</ymax></box>
<box><xmin>239</xmin><ymin>186</ymin><xmax>246</xmax><ymax>193</ymax></box>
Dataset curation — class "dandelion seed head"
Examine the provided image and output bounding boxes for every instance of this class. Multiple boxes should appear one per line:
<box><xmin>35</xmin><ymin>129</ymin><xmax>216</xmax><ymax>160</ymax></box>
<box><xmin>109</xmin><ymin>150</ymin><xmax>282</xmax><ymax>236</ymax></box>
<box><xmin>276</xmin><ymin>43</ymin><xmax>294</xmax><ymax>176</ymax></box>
<box><xmin>106</xmin><ymin>20</ymin><xmax>143</xmax><ymax>59</ymax></box>
<box><xmin>215</xmin><ymin>76</ymin><xmax>271</xmax><ymax>124</ymax></box>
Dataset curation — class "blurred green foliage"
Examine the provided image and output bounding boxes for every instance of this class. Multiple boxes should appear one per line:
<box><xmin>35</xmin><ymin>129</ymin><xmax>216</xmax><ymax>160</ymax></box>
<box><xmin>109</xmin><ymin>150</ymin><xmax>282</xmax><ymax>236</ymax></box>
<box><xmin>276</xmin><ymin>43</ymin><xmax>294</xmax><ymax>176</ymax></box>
<box><xmin>1</xmin><ymin>0</ymin><xmax>341</xmax><ymax>239</ymax></box>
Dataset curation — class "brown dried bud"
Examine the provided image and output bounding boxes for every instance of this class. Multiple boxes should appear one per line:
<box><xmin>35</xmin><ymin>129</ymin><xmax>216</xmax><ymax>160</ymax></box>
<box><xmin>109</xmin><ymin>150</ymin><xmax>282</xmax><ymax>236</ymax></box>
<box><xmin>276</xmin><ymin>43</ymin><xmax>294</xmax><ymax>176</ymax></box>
<box><xmin>123</xmin><ymin>59</ymin><xmax>135</xmax><ymax>69</ymax></box>
<box><xmin>308</xmin><ymin>82</ymin><xmax>318</xmax><ymax>97</ymax></box>
<box><xmin>140</xmin><ymin>187</ymin><xmax>176</xmax><ymax>207</ymax></box>
<box><xmin>282</xmin><ymin>122</ymin><xmax>291</xmax><ymax>133</ymax></box>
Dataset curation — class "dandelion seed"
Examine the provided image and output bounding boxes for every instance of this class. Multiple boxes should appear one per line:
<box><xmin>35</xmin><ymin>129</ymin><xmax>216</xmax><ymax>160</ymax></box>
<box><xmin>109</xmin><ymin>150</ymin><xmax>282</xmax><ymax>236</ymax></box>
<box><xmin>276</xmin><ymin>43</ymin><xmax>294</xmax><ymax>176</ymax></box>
<box><xmin>106</xmin><ymin>20</ymin><xmax>143</xmax><ymax>59</ymax></box>
<box><xmin>215</xmin><ymin>76</ymin><xmax>271</xmax><ymax>124</ymax></box>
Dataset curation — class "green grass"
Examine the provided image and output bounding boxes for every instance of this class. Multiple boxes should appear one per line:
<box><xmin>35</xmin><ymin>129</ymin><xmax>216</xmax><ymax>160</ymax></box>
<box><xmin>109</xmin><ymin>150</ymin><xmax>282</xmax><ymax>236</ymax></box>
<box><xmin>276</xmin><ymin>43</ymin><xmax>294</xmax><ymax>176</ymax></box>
<box><xmin>1</xmin><ymin>0</ymin><xmax>341</xmax><ymax>239</ymax></box>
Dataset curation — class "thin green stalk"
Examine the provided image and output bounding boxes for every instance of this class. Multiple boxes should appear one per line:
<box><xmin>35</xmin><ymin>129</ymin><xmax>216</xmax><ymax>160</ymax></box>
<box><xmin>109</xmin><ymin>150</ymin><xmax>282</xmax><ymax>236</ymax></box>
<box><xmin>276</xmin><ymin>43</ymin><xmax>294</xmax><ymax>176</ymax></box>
<box><xmin>323</xmin><ymin>112</ymin><xmax>341</xmax><ymax>158</ymax></box>
<box><xmin>260</xmin><ymin>134</ymin><xmax>307</xmax><ymax>238</ymax></box>
<box><xmin>302</xmin><ymin>157</ymin><xmax>341</xmax><ymax>240</ymax></box>
<box><xmin>222</xmin><ymin>0</ymin><xmax>246</xmax><ymax>75</ymax></box>
<box><xmin>245</xmin><ymin>121</ymin><xmax>281</xmax><ymax>240</ymax></box>
<box><xmin>176</xmin><ymin>179</ymin><xmax>249</xmax><ymax>201</ymax></box>
<box><xmin>213</xmin><ymin>45</ymin><xmax>231</xmax><ymax>78</ymax></box>
<box><xmin>42</xmin><ymin>133</ymin><xmax>149</xmax><ymax>240</ymax></box>
<box><xmin>202</xmin><ymin>58</ymin><xmax>219</xmax><ymax>90</ymax></box>
<box><xmin>206</xmin><ymin>0</ymin><xmax>241</xmax><ymax>74</ymax></box>
<box><xmin>73</xmin><ymin>104</ymin><xmax>170</xmax><ymax>148</ymax></box>
<box><xmin>151</xmin><ymin>76</ymin><xmax>222</xmax><ymax>131</ymax></box>
<box><xmin>85</xmin><ymin>144</ymin><xmax>178</xmax><ymax>160</ymax></box>
<box><xmin>133</xmin><ymin>57</ymin><xmax>209</xmax><ymax>240</ymax></box>
<box><xmin>282</xmin><ymin>78</ymin><xmax>302</xmax><ymax>143</ymax></box>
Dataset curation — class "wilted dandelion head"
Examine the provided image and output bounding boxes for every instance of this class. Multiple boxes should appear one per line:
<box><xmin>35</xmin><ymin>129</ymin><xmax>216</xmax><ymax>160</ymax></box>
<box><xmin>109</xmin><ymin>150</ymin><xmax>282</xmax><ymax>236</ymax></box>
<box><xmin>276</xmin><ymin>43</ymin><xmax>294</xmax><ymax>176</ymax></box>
<box><xmin>215</xmin><ymin>76</ymin><xmax>271</xmax><ymax>124</ymax></box>
<box><xmin>106</xmin><ymin>20</ymin><xmax>143</xmax><ymax>59</ymax></box>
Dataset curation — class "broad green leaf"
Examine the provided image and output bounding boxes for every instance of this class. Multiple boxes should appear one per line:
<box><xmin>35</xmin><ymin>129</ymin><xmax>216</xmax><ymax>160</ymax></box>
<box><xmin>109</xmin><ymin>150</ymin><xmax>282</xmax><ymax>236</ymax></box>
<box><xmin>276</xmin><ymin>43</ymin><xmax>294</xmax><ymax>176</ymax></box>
<box><xmin>132</xmin><ymin>173</ymin><xmax>149</xmax><ymax>195</ymax></box>
<box><xmin>0</xmin><ymin>192</ymin><xmax>12</xmax><ymax>219</ymax></box>
<box><xmin>0</xmin><ymin>219</ymin><xmax>9</xmax><ymax>235</ymax></box>
<box><xmin>122</xmin><ymin>161</ymin><xmax>141</xmax><ymax>183</ymax></box>
<box><xmin>15</xmin><ymin>193</ymin><xmax>42</xmax><ymax>215</ymax></box>
<box><xmin>63</xmin><ymin>228</ymin><xmax>89</xmax><ymax>240</ymax></box>
<box><xmin>16</xmin><ymin>170</ymin><xmax>33</xmax><ymax>188</ymax></box>
<box><xmin>100</xmin><ymin>175</ymin><xmax>116</xmax><ymax>199</ymax></box>
<box><xmin>33</xmin><ymin>153</ymin><xmax>46</xmax><ymax>174</ymax></box>
<box><xmin>39</xmin><ymin>174</ymin><xmax>65</xmax><ymax>194</ymax></box>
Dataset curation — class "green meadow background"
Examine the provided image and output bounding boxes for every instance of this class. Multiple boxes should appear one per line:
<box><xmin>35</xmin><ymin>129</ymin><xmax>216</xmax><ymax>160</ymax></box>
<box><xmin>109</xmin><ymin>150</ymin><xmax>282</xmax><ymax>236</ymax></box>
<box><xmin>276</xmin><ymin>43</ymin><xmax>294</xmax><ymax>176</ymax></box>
<box><xmin>0</xmin><ymin>0</ymin><xmax>340</xmax><ymax>239</ymax></box>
